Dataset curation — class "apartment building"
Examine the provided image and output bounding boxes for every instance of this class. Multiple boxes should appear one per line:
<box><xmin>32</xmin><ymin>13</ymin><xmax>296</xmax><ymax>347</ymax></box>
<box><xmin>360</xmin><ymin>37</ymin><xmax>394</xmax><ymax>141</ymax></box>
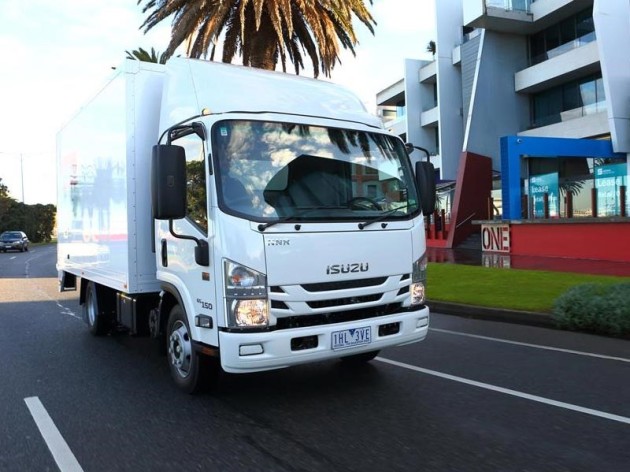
<box><xmin>377</xmin><ymin>0</ymin><xmax>630</xmax><ymax>227</ymax></box>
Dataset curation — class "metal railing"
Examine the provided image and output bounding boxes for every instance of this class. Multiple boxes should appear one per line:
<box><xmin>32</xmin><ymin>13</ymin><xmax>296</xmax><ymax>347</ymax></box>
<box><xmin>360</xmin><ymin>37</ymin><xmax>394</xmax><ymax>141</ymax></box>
<box><xmin>486</xmin><ymin>0</ymin><xmax>533</xmax><ymax>13</ymax></box>
<box><xmin>530</xmin><ymin>32</ymin><xmax>596</xmax><ymax>66</ymax></box>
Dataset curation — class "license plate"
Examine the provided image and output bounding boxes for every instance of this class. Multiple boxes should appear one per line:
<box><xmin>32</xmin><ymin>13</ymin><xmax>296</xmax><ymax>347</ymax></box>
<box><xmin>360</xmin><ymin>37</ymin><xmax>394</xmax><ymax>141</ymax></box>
<box><xmin>331</xmin><ymin>326</ymin><xmax>372</xmax><ymax>351</ymax></box>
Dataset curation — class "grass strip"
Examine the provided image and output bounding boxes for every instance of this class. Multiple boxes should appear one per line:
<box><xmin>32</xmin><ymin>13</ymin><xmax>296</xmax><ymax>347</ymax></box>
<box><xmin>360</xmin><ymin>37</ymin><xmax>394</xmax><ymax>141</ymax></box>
<box><xmin>427</xmin><ymin>263</ymin><xmax>627</xmax><ymax>313</ymax></box>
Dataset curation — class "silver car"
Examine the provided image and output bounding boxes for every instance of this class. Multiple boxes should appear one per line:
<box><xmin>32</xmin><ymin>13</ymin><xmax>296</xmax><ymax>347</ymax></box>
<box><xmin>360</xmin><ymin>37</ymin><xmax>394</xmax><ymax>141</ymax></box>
<box><xmin>0</xmin><ymin>231</ymin><xmax>29</xmax><ymax>252</ymax></box>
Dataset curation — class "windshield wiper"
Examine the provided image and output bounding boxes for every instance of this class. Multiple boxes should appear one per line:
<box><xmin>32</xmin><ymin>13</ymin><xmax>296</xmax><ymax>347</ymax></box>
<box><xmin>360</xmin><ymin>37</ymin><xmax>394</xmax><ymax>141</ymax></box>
<box><xmin>257</xmin><ymin>205</ymin><xmax>348</xmax><ymax>231</ymax></box>
<box><xmin>358</xmin><ymin>204</ymin><xmax>412</xmax><ymax>230</ymax></box>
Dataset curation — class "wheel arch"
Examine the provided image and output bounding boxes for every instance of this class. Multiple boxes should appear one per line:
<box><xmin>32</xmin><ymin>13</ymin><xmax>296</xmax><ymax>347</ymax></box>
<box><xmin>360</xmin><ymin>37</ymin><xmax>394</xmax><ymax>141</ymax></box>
<box><xmin>159</xmin><ymin>282</ymin><xmax>186</xmax><ymax>335</ymax></box>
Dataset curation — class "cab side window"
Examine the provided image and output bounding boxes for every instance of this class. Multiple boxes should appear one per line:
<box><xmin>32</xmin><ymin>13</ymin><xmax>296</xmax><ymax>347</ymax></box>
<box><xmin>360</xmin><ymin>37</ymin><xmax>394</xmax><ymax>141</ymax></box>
<box><xmin>173</xmin><ymin>134</ymin><xmax>208</xmax><ymax>233</ymax></box>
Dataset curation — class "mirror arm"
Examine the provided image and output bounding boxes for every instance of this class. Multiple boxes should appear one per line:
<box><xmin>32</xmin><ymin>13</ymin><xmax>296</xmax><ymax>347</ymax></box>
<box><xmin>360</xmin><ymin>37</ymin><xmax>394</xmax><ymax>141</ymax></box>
<box><xmin>168</xmin><ymin>220</ymin><xmax>209</xmax><ymax>266</ymax></box>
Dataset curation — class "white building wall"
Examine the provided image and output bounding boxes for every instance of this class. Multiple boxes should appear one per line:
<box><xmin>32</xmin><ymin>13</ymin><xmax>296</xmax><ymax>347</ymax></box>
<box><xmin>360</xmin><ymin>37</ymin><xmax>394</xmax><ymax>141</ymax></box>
<box><xmin>464</xmin><ymin>30</ymin><xmax>530</xmax><ymax>171</ymax></box>
<box><xmin>435</xmin><ymin>0</ymin><xmax>465</xmax><ymax>180</ymax></box>
<box><xmin>402</xmin><ymin>59</ymin><xmax>424</xmax><ymax>148</ymax></box>
<box><xmin>593</xmin><ymin>0</ymin><xmax>630</xmax><ymax>154</ymax></box>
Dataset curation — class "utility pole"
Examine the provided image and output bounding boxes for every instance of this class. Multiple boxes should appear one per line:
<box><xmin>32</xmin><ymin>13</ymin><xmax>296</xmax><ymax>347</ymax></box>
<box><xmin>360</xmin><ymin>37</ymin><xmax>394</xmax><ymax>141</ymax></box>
<box><xmin>20</xmin><ymin>153</ymin><xmax>25</xmax><ymax>203</ymax></box>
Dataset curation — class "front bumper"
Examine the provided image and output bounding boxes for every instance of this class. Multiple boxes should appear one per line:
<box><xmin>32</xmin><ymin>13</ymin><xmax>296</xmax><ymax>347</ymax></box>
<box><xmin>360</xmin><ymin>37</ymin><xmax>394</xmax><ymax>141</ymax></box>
<box><xmin>0</xmin><ymin>242</ymin><xmax>22</xmax><ymax>250</ymax></box>
<box><xmin>218</xmin><ymin>306</ymin><xmax>430</xmax><ymax>373</ymax></box>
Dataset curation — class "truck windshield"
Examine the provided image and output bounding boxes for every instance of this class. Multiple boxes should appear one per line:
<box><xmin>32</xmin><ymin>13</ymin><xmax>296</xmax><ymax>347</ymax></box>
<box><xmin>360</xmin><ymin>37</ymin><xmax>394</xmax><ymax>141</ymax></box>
<box><xmin>212</xmin><ymin>120</ymin><xmax>419</xmax><ymax>223</ymax></box>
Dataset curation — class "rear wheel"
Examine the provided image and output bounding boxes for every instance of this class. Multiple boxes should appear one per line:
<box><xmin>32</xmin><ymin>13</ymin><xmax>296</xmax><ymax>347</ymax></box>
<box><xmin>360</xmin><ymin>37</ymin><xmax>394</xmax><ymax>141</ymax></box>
<box><xmin>166</xmin><ymin>304</ymin><xmax>217</xmax><ymax>393</ymax></box>
<box><xmin>339</xmin><ymin>350</ymin><xmax>380</xmax><ymax>364</ymax></box>
<box><xmin>84</xmin><ymin>281</ymin><xmax>109</xmax><ymax>336</ymax></box>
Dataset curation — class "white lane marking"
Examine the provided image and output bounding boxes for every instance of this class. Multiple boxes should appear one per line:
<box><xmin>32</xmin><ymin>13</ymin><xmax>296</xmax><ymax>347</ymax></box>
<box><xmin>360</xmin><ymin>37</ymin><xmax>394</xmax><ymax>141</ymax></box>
<box><xmin>430</xmin><ymin>328</ymin><xmax>630</xmax><ymax>364</ymax></box>
<box><xmin>24</xmin><ymin>397</ymin><xmax>84</xmax><ymax>472</ymax></box>
<box><xmin>376</xmin><ymin>357</ymin><xmax>630</xmax><ymax>425</ymax></box>
<box><xmin>9</xmin><ymin>256</ymin><xmax>16</xmax><ymax>260</ymax></box>
<box><xmin>56</xmin><ymin>301</ymin><xmax>82</xmax><ymax>320</ymax></box>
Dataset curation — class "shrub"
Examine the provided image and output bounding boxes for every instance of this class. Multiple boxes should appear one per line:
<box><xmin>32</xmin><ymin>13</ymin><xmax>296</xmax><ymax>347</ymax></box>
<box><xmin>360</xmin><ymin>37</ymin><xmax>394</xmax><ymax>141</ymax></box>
<box><xmin>552</xmin><ymin>283</ymin><xmax>630</xmax><ymax>337</ymax></box>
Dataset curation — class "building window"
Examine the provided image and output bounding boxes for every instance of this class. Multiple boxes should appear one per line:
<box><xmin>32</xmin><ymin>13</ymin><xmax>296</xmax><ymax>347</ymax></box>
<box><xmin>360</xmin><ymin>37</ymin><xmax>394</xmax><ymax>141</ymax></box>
<box><xmin>529</xmin><ymin>8</ymin><xmax>596</xmax><ymax>65</ymax></box>
<box><xmin>525</xmin><ymin>156</ymin><xmax>628</xmax><ymax>218</ymax></box>
<box><xmin>531</xmin><ymin>74</ymin><xmax>606</xmax><ymax>128</ymax></box>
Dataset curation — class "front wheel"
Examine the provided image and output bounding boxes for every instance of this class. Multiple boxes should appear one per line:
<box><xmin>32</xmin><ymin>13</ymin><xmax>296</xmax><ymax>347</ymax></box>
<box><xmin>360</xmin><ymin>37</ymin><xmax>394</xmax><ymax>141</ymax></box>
<box><xmin>166</xmin><ymin>304</ymin><xmax>217</xmax><ymax>394</ymax></box>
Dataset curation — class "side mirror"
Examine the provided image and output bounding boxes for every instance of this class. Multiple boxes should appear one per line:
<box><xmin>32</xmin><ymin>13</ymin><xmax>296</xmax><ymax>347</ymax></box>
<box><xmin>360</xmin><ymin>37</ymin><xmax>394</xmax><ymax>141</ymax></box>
<box><xmin>415</xmin><ymin>161</ymin><xmax>436</xmax><ymax>215</ymax></box>
<box><xmin>151</xmin><ymin>145</ymin><xmax>187</xmax><ymax>220</ymax></box>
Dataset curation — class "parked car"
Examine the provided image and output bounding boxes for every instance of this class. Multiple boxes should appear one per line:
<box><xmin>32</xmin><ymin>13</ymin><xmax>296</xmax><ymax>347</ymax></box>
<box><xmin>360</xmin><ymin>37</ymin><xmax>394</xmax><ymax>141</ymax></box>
<box><xmin>0</xmin><ymin>231</ymin><xmax>29</xmax><ymax>252</ymax></box>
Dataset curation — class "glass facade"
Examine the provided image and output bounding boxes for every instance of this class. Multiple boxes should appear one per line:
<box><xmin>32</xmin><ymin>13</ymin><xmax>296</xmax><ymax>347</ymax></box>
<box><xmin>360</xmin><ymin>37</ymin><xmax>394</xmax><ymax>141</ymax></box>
<box><xmin>486</xmin><ymin>0</ymin><xmax>533</xmax><ymax>12</ymax></box>
<box><xmin>529</xmin><ymin>8</ymin><xmax>595</xmax><ymax>65</ymax></box>
<box><xmin>531</xmin><ymin>74</ymin><xmax>606</xmax><ymax>128</ymax></box>
<box><xmin>525</xmin><ymin>156</ymin><xmax>628</xmax><ymax>218</ymax></box>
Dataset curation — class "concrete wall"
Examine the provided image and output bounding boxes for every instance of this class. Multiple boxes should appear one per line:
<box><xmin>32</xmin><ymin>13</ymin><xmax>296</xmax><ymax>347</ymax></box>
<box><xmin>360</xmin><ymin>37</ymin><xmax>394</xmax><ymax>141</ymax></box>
<box><xmin>464</xmin><ymin>31</ymin><xmax>529</xmax><ymax>171</ymax></box>
<box><xmin>593</xmin><ymin>0</ymin><xmax>630</xmax><ymax>154</ymax></box>
<box><xmin>435</xmin><ymin>0</ymin><xmax>465</xmax><ymax>180</ymax></box>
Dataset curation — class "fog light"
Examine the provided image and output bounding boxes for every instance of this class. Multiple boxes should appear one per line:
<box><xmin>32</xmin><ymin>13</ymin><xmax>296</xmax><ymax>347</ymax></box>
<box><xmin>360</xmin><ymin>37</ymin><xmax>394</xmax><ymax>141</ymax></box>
<box><xmin>416</xmin><ymin>317</ymin><xmax>429</xmax><ymax>328</ymax></box>
<box><xmin>234</xmin><ymin>299</ymin><xmax>269</xmax><ymax>327</ymax></box>
<box><xmin>239</xmin><ymin>344</ymin><xmax>264</xmax><ymax>356</ymax></box>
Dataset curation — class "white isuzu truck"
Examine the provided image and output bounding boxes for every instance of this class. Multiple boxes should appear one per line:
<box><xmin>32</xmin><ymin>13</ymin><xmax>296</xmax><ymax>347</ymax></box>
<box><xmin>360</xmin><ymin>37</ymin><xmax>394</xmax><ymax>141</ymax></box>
<box><xmin>57</xmin><ymin>58</ymin><xmax>436</xmax><ymax>392</ymax></box>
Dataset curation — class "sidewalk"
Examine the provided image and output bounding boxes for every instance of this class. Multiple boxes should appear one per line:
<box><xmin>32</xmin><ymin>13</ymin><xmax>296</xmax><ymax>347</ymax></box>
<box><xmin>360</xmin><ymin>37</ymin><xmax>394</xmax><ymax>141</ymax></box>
<box><xmin>427</xmin><ymin>246</ymin><xmax>629</xmax><ymax>328</ymax></box>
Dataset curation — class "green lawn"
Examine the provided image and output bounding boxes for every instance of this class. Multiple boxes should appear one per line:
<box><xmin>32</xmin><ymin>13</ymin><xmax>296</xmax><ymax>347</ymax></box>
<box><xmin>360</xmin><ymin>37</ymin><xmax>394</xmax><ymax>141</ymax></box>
<box><xmin>427</xmin><ymin>263</ymin><xmax>628</xmax><ymax>313</ymax></box>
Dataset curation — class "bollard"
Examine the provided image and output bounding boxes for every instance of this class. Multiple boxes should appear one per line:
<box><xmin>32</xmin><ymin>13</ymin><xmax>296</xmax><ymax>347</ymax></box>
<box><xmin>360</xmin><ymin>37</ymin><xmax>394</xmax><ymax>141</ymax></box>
<box><xmin>441</xmin><ymin>209</ymin><xmax>447</xmax><ymax>239</ymax></box>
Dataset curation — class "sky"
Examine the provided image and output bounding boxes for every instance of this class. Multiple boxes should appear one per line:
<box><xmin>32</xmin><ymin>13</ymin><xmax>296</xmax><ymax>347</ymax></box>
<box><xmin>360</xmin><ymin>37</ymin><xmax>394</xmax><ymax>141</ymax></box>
<box><xmin>0</xmin><ymin>0</ymin><xmax>436</xmax><ymax>205</ymax></box>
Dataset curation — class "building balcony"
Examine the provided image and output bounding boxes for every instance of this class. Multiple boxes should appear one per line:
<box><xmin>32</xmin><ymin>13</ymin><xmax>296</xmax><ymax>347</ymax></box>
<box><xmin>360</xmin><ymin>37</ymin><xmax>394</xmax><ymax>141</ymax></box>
<box><xmin>520</xmin><ymin>108</ymin><xmax>608</xmax><ymax>138</ymax></box>
<box><xmin>464</xmin><ymin>0</ymin><xmax>595</xmax><ymax>34</ymax></box>
<box><xmin>376</xmin><ymin>79</ymin><xmax>405</xmax><ymax>107</ymax></box>
<box><xmin>383</xmin><ymin>116</ymin><xmax>407</xmax><ymax>137</ymax></box>
<box><xmin>421</xmin><ymin>106</ymin><xmax>439</xmax><ymax>128</ymax></box>
<box><xmin>515</xmin><ymin>41</ymin><xmax>599</xmax><ymax>93</ymax></box>
<box><xmin>419</xmin><ymin>61</ymin><xmax>437</xmax><ymax>83</ymax></box>
<box><xmin>464</xmin><ymin>0</ymin><xmax>534</xmax><ymax>33</ymax></box>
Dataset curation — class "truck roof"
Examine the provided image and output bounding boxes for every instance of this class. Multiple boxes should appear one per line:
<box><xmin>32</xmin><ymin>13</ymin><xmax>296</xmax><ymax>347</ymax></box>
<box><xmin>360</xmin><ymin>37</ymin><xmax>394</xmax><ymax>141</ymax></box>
<box><xmin>160</xmin><ymin>58</ymin><xmax>383</xmax><ymax>130</ymax></box>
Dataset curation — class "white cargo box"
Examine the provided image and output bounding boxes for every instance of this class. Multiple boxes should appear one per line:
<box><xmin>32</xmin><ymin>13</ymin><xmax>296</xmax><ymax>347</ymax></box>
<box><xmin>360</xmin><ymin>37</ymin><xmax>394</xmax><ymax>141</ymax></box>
<box><xmin>56</xmin><ymin>61</ymin><xmax>165</xmax><ymax>294</ymax></box>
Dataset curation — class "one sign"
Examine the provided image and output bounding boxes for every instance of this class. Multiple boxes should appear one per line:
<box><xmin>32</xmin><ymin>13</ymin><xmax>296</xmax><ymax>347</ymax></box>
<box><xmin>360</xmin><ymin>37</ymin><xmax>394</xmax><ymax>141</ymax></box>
<box><xmin>595</xmin><ymin>163</ymin><xmax>627</xmax><ymax>217</ymax></box>
<box><xmin>481</xmin><ymin>223</ymin><xmax>510</xmax><ymax>253</ymax></box>
<box><xmin>529</xmin><ymin>172</ymin><xmax>559</xmax><ymax>218</ymax></box>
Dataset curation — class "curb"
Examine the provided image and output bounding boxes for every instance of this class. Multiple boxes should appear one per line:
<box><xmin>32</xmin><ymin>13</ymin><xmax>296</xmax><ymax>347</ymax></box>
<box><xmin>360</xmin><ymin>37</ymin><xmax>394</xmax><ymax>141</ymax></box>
<box><xmin>428</xmin><ymin>300</ymin><xmax>556</xmax><ymax>328</ymax></box>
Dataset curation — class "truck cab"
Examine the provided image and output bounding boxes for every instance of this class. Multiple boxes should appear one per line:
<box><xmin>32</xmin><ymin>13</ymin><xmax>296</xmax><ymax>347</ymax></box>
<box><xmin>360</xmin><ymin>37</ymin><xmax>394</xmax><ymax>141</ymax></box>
<box><xmin>152</xmin><ymin>60</ymin><xmax>434</xmax><ymax>391</ymax></box>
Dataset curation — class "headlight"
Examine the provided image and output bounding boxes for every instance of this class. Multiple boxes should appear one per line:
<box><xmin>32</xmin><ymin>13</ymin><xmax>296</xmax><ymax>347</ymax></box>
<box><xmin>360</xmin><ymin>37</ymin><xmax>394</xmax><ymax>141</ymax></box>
<box><xmin>232</xmin><ymin>299</ymin><xmax>269</xmax><ymax>327</ymax></box>
<box><xmin>224</xmin><ymin>260</ymin><xmax>269</xmax><ymax>328</ymax></box>
<box><xmin>410</xmin><ymin>253</ymin><xmax>427</xmax><ymax>306</ymax></box>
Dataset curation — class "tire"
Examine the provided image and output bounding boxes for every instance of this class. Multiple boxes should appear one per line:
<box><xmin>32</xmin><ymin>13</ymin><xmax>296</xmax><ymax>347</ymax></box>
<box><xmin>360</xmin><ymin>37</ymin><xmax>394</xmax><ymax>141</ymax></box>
<box><xmin>166</xmin><ymin>304</ymin><xmax>217</xmax><ymax>394</ymax></box>
<box><xmin>339</xmin><ymin>350</ymin><xmax>380</xmax><ymax>364</ymax></box>
<box><xmin>83</xmin><ymin>281</ymin><xmax>109</xmax><ymax>336</ymax></box>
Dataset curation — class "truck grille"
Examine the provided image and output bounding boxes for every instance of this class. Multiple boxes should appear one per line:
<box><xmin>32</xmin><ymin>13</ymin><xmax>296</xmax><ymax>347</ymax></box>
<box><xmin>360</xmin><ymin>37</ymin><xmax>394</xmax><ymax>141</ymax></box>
<box><xmin>276</xmin><ymin>304</ymin><xmax>403</xmax><ymax>329</ymax></box>
<box><xmin>269</xmin><ymin>274</ymin><xmax>411</xmax><ymax>329</ymax></box>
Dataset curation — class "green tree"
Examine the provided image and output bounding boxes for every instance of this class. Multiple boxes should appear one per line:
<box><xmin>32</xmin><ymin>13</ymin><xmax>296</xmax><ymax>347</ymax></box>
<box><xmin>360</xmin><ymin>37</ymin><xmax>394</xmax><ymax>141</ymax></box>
<box><xmin>0</xmin><ymin>177</ymin><xmax>8</xmax><ymax>198</ymax></box>
<box><xmin>126</xmin><ymin>46</ymin><xmax>167</xmax><ymax>64</ymax></box>
<box><xmin>426</xmin><ymin>40</ymin><xmax>436</xmax><ymax>57</ymax></box>
<box><xmin>0</xmin><ymin>179</ymin><xmax>55</xmax><ymax>243</ymax></box>
<box><xmin>138</xmin><ymin>0</ymin><xmax>376</xmax><ymax>78</ymax></box>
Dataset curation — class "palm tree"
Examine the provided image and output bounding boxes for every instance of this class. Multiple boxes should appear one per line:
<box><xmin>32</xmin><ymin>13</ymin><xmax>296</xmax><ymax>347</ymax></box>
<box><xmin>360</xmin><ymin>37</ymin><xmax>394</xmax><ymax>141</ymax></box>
<box><xmin>125</xmin><ymin>46</ymin><xmax>167</xmax><ymax>64</ymax></box>
<box><xmin>137</xmin><ymin>0</ymin><xmax>376</xmax><ymax>78</ymax></box>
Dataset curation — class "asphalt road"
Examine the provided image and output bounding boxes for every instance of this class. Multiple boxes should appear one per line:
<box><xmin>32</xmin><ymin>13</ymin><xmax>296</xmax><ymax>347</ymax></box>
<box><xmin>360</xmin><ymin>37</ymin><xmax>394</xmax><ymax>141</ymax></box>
<box><xmin>1</xmin><ymin>245</ymin><xmax>629</xmax><ymax>471</ymax></box>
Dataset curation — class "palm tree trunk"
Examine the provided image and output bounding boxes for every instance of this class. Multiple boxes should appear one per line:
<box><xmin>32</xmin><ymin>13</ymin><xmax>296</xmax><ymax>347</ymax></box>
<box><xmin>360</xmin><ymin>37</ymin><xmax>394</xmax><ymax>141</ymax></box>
<box><xmin>247</xmin><ymin>15</ymin><xmax>279</xmax><ymax>71</ymax></box>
